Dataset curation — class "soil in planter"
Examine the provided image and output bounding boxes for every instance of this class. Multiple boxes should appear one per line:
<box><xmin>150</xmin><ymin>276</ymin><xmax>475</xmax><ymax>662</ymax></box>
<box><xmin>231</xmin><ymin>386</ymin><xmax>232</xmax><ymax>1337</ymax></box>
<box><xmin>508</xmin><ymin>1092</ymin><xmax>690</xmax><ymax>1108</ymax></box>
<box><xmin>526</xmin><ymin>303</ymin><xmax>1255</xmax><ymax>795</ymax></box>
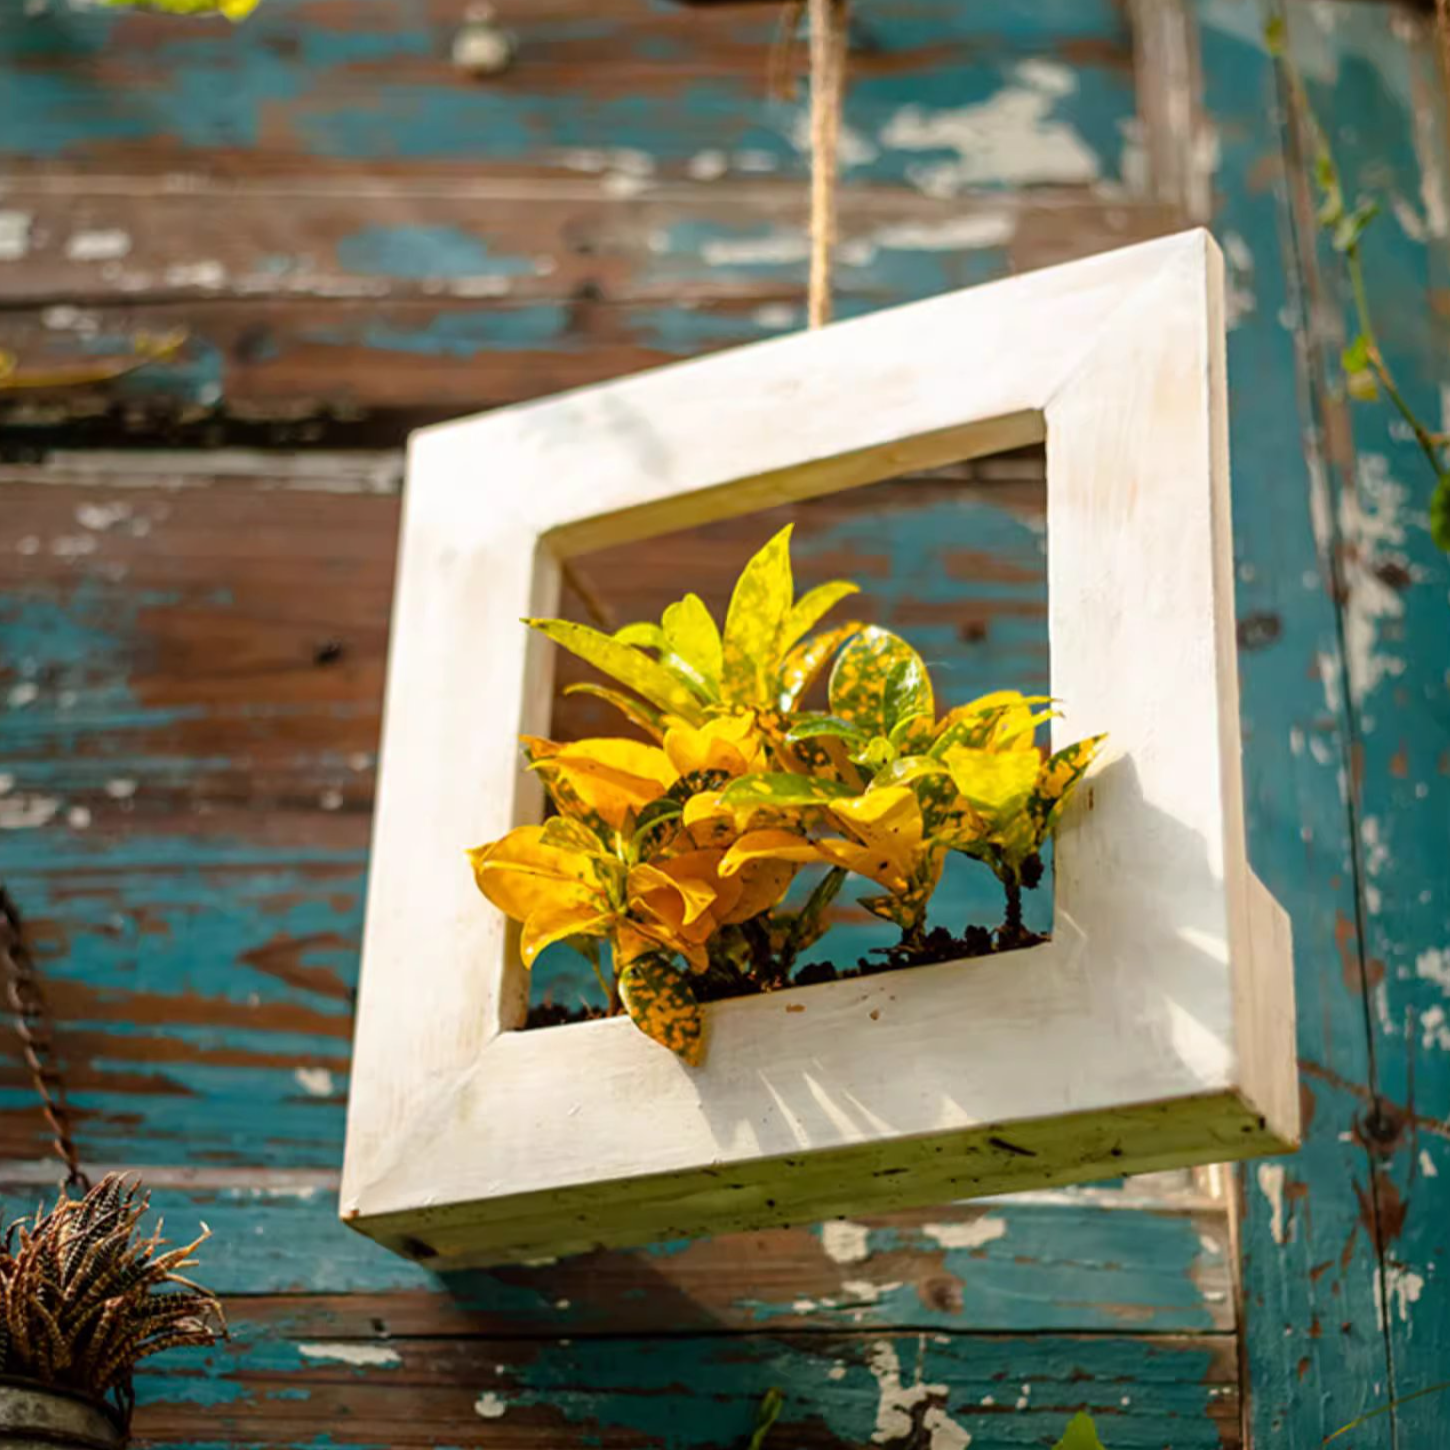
<box><xmin>522</xmin><ymin>922</ymin><xmax>1046</xmax><ymax>1029</ymax></box>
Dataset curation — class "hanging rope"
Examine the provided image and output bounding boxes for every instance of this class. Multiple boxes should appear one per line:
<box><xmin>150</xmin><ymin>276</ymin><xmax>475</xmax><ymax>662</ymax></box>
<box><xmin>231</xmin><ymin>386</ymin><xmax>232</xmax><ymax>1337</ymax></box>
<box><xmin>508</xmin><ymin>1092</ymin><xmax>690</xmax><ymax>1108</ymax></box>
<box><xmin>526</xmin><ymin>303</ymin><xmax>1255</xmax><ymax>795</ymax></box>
<box><xmin>806</xmin><ymin>0</ymin><xmax>849</xmax><ymax>328</ymax></box>
<box><xmin>1</xmin><ymin>885</ymin><xmax>89</xmax><ymax>1191</ymax></box>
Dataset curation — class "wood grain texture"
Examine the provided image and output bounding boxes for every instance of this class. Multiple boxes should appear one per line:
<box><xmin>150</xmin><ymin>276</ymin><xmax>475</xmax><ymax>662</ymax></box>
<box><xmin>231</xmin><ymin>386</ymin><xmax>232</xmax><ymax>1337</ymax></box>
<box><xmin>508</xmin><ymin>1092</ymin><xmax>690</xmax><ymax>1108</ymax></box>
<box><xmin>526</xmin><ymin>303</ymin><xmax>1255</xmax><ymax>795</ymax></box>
<box><xmin>1237</xmin><ymin>5</ymin><xmax>1450</xmax><ymax>1448</ymax></box>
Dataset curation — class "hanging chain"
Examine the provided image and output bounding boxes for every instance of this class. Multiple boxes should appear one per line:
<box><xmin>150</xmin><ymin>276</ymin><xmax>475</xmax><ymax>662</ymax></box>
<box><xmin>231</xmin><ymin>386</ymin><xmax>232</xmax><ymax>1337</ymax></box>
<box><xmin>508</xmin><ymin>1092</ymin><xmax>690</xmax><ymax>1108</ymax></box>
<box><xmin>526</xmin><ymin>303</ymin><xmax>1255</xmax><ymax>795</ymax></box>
<box><xmin>0</xmin><ymin>884</ymin><xmax>89</xmax><ymax>1192</ymax></box>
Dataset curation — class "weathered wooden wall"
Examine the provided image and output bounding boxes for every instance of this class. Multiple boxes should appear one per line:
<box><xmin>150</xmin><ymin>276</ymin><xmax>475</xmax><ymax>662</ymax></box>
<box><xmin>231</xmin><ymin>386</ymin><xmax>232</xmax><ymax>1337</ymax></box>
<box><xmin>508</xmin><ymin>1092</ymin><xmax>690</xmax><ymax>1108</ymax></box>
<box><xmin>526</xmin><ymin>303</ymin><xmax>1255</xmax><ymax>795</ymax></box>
<box><xmin>0</xmin><ymin>1</ymin><xmax>1446</xmax><ymax>1446</ymax></box>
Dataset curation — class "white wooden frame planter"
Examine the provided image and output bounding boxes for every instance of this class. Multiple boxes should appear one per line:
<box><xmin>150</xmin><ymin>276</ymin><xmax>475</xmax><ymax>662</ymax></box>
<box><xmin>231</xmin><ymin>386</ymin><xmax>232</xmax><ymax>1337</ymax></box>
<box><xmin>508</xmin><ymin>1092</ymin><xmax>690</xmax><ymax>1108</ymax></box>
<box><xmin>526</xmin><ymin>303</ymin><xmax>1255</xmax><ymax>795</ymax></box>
<box><xmin>341</xmin><ymin>229</ymin><xmax>1298</xmax><ymax>1268</ymax></box>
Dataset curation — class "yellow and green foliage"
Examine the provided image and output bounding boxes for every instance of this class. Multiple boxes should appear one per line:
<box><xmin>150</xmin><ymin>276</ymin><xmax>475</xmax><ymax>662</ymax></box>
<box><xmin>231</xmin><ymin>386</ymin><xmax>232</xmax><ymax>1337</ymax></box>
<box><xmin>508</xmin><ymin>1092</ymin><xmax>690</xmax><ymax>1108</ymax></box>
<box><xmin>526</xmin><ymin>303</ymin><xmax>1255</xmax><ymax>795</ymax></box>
<box><xmin>99</xmin><ymin>0</ymin><xmax>260</xmax><ymax>17</ymax></box>
<box><xmin>471</xmin><ymin>526</ymin><xmax>1103</xmax><ymax>1065</ymax></box>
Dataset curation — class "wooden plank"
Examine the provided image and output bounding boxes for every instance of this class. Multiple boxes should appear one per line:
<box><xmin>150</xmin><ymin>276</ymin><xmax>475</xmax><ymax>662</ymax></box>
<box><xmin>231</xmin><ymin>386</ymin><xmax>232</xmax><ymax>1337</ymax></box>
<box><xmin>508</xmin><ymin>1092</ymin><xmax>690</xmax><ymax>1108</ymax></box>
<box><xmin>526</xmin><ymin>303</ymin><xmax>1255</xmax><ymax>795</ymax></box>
<box><xmin>126</xmin><ymin>1320</ymin><xmax>1241</xmax><ymax>1450</ymax></box>
<box><xmin>0</xmin><ymin>1177</ymin><xmax>1233</xmax><ymax>1331</ymax></box>
<box><xmin>1266</xmin><ymin>5</ymin><xmax>1450</xmax><ymax>1447</ymax></box>
<box><xmin>0</xmin><ymin>0</ymin><xmax>1137</xmax><ymax>182</ymax></box>
<box><xmin>1200</xmin><ymin>2</ymin><xmax>1415</xmax><ymax>1445</ymax></box>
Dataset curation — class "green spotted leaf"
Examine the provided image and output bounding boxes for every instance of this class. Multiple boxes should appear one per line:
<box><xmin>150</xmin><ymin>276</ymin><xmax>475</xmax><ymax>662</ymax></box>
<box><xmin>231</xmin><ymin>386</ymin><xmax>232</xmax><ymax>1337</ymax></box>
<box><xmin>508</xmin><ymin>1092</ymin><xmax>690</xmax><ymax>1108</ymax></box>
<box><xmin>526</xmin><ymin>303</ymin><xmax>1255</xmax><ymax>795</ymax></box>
<box><xmin>785</xmin><ymin>713</ymin><xmax>869</xmax><ymax>746</ymax></box>
<box><xmin>828</xmin><ymin>626</ymin><xmax>933</xmax><ymax>738</ymax></box>
<box><xmin>718</xmin><ymin>773</ymin><xmax>855</xmax><ymax>810</ymax></box>
<box><xmin>722</xmin><ymin>526</ymin><xmax>795</xmax><ymax>706</ymax></box>
<box><xmin>526</xmin><ymin>618</ymin><xmax>706</xmax><ymax>723</ymax></box>
<box><xmin>618</xmin><ymin>952</ymin><xmax>704</xmax><ymax>1064</ymax></box>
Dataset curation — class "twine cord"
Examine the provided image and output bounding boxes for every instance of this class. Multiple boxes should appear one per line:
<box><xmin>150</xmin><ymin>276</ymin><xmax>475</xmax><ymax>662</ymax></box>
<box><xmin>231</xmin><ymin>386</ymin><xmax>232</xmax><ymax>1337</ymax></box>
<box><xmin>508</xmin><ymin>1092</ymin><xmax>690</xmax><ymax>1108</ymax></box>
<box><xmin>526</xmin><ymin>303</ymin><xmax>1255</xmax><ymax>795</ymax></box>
<box><xmin>806</xmin><ymin>0</ymin><xmax>848</xmax><ymax>328</ymax></box>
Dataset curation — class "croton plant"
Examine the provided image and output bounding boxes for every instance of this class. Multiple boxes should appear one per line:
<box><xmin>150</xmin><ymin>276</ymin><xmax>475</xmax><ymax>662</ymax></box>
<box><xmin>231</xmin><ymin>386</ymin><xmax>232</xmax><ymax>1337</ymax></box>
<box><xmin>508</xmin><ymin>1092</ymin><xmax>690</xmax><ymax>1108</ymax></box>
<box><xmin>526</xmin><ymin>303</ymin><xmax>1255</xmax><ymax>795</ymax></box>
<box><xmin>469</xmin><ymin>527</ymin><xmax>1103</xmax><ymax>1065</ymax></box>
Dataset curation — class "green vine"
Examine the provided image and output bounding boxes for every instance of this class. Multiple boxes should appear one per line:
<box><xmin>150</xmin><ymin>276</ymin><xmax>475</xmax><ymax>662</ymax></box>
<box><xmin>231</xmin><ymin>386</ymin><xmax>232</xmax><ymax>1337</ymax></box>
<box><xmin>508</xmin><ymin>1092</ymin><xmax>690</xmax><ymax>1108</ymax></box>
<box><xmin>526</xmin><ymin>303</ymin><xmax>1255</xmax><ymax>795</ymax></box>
<box><xmin>1267</xmin><ymin>15</ymin><xmax>1450</xmax><ymax>552</ymax></box>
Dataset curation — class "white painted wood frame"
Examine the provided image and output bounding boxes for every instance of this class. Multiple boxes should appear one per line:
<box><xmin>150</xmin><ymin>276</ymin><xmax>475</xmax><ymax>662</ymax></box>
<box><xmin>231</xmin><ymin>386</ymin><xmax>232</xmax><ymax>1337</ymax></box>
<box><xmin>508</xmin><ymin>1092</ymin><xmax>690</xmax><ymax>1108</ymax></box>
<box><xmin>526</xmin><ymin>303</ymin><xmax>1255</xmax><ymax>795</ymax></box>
<box><xmin>341</xmin><ymin>228</ymin><xmax>1298</xmax><ymax>1268</ymax></box>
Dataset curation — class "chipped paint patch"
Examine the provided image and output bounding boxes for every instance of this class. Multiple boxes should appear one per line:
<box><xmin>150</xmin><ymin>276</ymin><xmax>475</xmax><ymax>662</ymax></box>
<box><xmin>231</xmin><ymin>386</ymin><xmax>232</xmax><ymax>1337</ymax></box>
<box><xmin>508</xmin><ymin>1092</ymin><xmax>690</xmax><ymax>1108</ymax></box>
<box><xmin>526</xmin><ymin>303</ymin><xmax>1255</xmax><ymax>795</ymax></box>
<box><xmin>881</xmin><ymin>62</ymin><xmax>1099</xmax><ymax>195</ymax></box>
<box><xmin>298</xmin><ymin>1342</ymin><xmax>401</xmax><ymax>1368</ymax></box>
<box><xmin>922</xmin><ymin>1217</ymin><xmax>1007</xmax><ymax>1250</ymax></box>
<box><xmin>294</xmin><ymin>1067</ymin><xmax>336</xmax><ymax>1097</ymax></box>
<box><xmin>474</xmin><ymin>1392</ymin><xmax>507</xmax><ymax>1419</ymax></box>
<box><xmin>1420</xmin><ymin>1149</ymin><xmax>1438</xmax><ymax>1179</ymax></box>
<box><xmin>842</xmin><ymin>1278</ymin><xmax>903</xmax><ymax>1305</ymax></box>
<box><xmin>866</xmin><ymin>1339</ymin><xmax>969</xmax><ymax>1448</ymax></box>
<box><xmin>1374</xmin><ymin>1263</ymin><xmax>1426</xmax><ymax>1328</ymax></box>
<box><xmin>869</xmin><ymin>213</ymin><xmax>1015</xmax><ymax>252</ymax></box>
<box><xmin>1415</xmin><ymin>948</ymin><xmax>1450</xmax><ymax>993</ymax></box>
<box><xmin>1257</xmin><ymin>1163</ymin><xmax>1287</xmax><ymax>1245</ymax></box>
<box><xmin>65</xmin><ymin>228</ymin><xmax>131</xmax><ymax>262</ymax></box>
<box><xmin>0</xmin><ymin>794</ymin><xmax>60</xmax><ymax>830</ymax></box>
<box><xmin>0</xmin><ymin>210</ymin><xmax>32</xmax><ymax>261</ymax></box>
<box><xmin>1418</xmin><ymin>1005</ymin><xmax>1450</xmax><ymax>1052</ymax></box>
<box><xmin>821</xmin><ymin>1221</ymin><xmax>871</xmax><ymax>1264</ymax></box>
<box><xmin>701</xmin><ymin>230</ymin><xmax>807</xmax><ymax>268</ymax></box>
<box><xmin>1339</xmin><ymin>454</ymin><xmax>1408</xmax><ymax>705</ymax></box>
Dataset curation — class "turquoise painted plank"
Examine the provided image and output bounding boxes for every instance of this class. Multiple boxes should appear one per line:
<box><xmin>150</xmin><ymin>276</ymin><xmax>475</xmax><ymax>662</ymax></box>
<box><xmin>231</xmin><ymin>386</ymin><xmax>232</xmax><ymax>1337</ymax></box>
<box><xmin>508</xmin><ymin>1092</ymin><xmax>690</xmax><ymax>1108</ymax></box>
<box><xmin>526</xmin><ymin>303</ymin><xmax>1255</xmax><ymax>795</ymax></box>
<box><xmin>0</xmin><ymin>1</ymin><xmax>1134</xmax><ymax>187</ymax></box>
<box><xmin>128</xmin><ymin>1324</ymin><xmax>1236</xmax><ymax>1448</ymax></box>
<box><xmin>2</xmin><ymin>1179</ymin><xmax>1228</xmax><ymax>1331</ymax></box>
<box><xmin>1279</xmin><ymin>6</ymin><xmax>1450</xmax><ymax>1446</ymax></box>
<box><xmin>1195</xmin><ymin>1</ymin><xmax>1390</xmax><ymax>1444</ymax></box>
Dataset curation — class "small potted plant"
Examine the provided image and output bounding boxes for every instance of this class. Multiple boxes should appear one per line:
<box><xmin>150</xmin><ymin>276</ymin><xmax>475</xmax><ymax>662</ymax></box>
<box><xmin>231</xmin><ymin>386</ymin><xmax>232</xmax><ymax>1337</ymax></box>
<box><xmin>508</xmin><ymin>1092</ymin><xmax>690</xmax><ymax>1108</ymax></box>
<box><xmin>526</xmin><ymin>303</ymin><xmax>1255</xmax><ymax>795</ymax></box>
<box><xmin>0</xmin><ymin>1175</ymin><xmax>224</xmax><ymax>1447</ymax></box>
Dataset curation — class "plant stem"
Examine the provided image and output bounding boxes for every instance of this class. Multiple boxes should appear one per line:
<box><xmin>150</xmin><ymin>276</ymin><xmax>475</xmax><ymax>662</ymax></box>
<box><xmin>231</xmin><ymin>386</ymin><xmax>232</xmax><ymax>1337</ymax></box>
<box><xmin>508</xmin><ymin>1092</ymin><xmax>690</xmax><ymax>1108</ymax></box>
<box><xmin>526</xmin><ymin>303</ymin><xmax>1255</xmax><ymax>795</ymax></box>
<box><xmin>1001</xmin><ymin>875</ymin><xmax>1023</xmax><ymax>946</ymax></box>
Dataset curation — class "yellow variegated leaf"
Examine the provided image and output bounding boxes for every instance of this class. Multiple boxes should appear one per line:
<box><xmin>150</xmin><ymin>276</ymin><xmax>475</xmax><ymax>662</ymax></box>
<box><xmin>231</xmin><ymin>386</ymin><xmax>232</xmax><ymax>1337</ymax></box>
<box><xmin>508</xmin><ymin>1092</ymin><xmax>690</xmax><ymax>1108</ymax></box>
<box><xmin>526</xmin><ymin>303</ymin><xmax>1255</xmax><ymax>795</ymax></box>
<box><xmin>941</xmin><ymin>746</ymin><xmax>1041</xmax><ymax>820</ymax></box>
<box><xmin>721</xmin><ymin>858</ymin><xmax>797</xmax><ymax>923</ymax></box>
<box><xmin>525</xmin><ymin>736</ymin><xmax>678</xmax><ymax>831</ymax></box>
<box><xmin>467</xmin><ymin>827</ymin><xmax>610</xmax><ymax>951</ymax></box>
<box><xmin>525</xmin><ymin>618</ymin><xmax>706</xmax><ymax>723</ymax></box>
<box><xmin>563</xmin><ymin>683</ymin><xmax>667</xmax><ymax>742</ymax></box>
<box><xmin>618</xmin><ymin>954</ymin><xmax>705</xmax><ymax>1065</ymax></box>
<box><xmin>722</xmin><ymin>525</ymin><xmax>795</xmax><ymax>706</ymax></box>
<box><xmin>719</xmin><ymin>773</ymin><xmax>854</xmax><ymax>810</ymax></box>
<box><xmin>933</xmin><ymin>691</ymin><xmax>1054</xmax><ymax>755</ymax></box>
<box><xmin>664</xmin><ymin>713</ymin><xmax>767</xmax><ymax>781</ymax></box>
<box><xmin>614</xmin><ymin>622</ymin><xmax>666</xmax><ymax>649</ymax></box>
<box><xmin>1033</xmin><ymin>733</ymin><xmax>1106</xmax><ymax>832</ymax></box>
<box><xmin>720</xmin><ymin>830</ymin><xmax>834</xmax><ymax>876</ymax></box>
<box><xmin>628</xmin><ymin>856</ymin><xmax>728</xmax><ymax>931</ymax></box>
<box><xmin>662</xmin><ymin>593</ymin><xmax>724</xmax><ymax>692</ymax></box>
<box><xmin>104</xmin><ymin>0</ymin><xmax>260</xmax><ymax>15</ymax></box>
<box><xmin>778</xmin><ymin>622</ymin><xmax>863</xmax><ymax>710</ymax></box>
<box><xmin>519</xmin><ymin>899</ymin><xmax>613</xmax><ymax>968</ymax></box>
<box><xmin>780</xmin><ymin>580</ymin><xmax>859</xmax><ymax>655</ymax></box>
<box><xmin>828</xmin><ymin>786</ymin><xmax>926</xmax><ymax>882</ymax></box>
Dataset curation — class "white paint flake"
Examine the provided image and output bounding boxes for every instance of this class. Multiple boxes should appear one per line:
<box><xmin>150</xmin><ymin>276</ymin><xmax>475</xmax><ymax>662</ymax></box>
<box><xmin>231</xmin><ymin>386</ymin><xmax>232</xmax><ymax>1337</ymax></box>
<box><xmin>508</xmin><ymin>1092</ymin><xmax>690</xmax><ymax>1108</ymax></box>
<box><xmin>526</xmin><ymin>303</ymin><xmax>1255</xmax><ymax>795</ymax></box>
<box><xmin>0</xmin><ymin>210</ymin><xmax>32</xmax><ymax>261</ymax></box>
<box><xmin>842</xmin><ymin>1278</ymin><xmax>902</xmax><ymax>1305</ymax></box>
<box><xmin>474</xmin><ymin>1392</ymin><xmax>507</xmax><ymax>1419</ymax></box>
<box><xmin>298</xmin><ymin>1341</ymin><xmax>401</xmax><ymax>1368</ymax></box>
<box><xmin>76</xmin><ymin>501</ymin><xmax>132</xmax><ymax>531</ymax></box>
<box><xmin>828</xmin><ymin>1362</ymin><xmax>847</xmax><ymax>1381</ymax></box>
<box><xmin>295</xmin><ymin>1067</ymin><xmax>336</xmax><ymax>1097</ymax></box>
<box><xmin>869</xmin><ymin>213</ymin><xmax>1015</xmax><ymax>252</ymax></box>
<box><xmin>164</xmin><ymin>260</ymin><xmax>227</xmax><ymax>288</ymax></box>
<box><xmin>922</xmin><ymin>1217</ymin><xmax>1007</xmax><ymax>1251</ymax></box>
<box><xmin>701</xmin><ymin>230</ymin><xmax>807</xmax><ymax>268</ymax></box>
<box><xmin>686</xmin><ymin>149</ymin><xmax>728</xmax><ymax>182</ymax></box>
<box><xmin>8</xmin><ymin>683</ymin><xmax>39</xmax><ymax>709</ymax></box>
<box><xmin>320</xmin><ymin>787</ymin><xmax>344</xmax><ymax>811</ymax></box>
<box><xmin>50</xmin><ymin>534</ymin><xmax>98</xmax><ymax>558</ymax></box>
<box><xmin>0</xmin><ymin>774</ymin><xmax>12</xmax><ymax>794</ymax></box>
<box><xmin>1420</xmin><ymin>1150</ymin><xmax>1438</xmax><ymax>1179</ymax></box>
<box><xmin>882</xmin><ymin>62</ymin><xmax>1098</xmax><ymax>195</ymax></box>
<box><xmin>752</xmin><ymin>303</ymin><xmax>798</xmax><ymax>331</ymax></box>
<box><xmin>1416</xmin><ymin>948</ymin><xmax>1450</xmax><ymax>993</ymax></box>
<box><xmin>0</xmin><ymin>794</ymin><xmax>59</xmax><ymax>830</ymax></box>
<box><xmin>67</xmin><ymin>805</ymin><xmax>91</xmax><ymax>830</ymax></box>
<box><xmin>1339</xmin><ymin>455</ymin><xmax>1409</xmax><ymax>705</ymax></box>
<box><xmin>65</xmin><ymin>228</ymin><xmax>131</xmax><ymax>262</ymax></box>
<box><xmin>104</xmin><ymin>778</ymin><xmax>137</xmax><ymax>799</ymax></box>
<box><xmin>822</xmin><ymin>1221</ymin><xmax>871</xmax><ymax>1265</ymax></box>
<box><xmin>866</xmin><ymin>1340</ymin><xmax>970</xmax><ymax>1449</ymax></box>
<box><xmin>1374</xmin><ymin>1264</ymin><xmax>1425</xmax><ymax>1329</ymax></box>
<box><xmin>1419</xmin><ymin>1005</ymin><xmax>1450</xmax><ymax>1053</ymax></box>
<box><xmin>1257</xmin><ymin>1163</ymin><xmax>1287</xmax><ymax>1245</ymax></box>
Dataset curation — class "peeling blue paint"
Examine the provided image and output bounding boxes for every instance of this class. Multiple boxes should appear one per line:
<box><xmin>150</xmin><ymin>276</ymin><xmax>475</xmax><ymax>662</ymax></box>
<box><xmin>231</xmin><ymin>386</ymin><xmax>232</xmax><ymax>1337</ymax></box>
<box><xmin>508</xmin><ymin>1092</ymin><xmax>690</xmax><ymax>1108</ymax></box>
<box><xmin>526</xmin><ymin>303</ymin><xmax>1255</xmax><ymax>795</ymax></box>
<box><xmin>335</xmin><ymin>225</ymin><xmax>536</xmax><ymax>282</ymax></box>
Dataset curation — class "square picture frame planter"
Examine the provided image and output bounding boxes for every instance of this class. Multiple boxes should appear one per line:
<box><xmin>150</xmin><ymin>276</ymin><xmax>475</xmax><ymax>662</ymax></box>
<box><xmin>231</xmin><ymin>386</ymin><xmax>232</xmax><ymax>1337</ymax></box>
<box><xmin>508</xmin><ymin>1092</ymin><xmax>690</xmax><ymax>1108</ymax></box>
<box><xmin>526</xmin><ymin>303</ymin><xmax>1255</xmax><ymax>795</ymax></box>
<box><xmin>341</xmin><ymin>228</ymin><xmax>1299</xmax><ymax>1268</ymax></box>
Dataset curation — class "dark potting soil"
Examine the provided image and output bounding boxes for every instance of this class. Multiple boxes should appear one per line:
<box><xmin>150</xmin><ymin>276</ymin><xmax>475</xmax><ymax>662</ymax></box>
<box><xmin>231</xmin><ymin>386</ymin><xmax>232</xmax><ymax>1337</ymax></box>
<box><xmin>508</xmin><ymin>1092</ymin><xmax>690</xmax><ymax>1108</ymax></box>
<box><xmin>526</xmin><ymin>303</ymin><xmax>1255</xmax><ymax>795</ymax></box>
<box><xmin>521</xmin><ymin>924</ymin><xmax>1046</xmax><ymax>1030</ymax></box>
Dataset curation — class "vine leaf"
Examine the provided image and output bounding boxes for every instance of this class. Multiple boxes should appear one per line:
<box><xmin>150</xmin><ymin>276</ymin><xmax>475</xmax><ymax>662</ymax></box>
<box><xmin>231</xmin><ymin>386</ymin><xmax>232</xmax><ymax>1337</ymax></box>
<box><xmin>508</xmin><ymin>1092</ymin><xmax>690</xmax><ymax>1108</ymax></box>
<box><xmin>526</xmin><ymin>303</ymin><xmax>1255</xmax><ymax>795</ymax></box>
<box><xmin>1053</xmin><ymin>1412</ymin><xmax>1109</xmax><ymax>1450</ymax></box>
